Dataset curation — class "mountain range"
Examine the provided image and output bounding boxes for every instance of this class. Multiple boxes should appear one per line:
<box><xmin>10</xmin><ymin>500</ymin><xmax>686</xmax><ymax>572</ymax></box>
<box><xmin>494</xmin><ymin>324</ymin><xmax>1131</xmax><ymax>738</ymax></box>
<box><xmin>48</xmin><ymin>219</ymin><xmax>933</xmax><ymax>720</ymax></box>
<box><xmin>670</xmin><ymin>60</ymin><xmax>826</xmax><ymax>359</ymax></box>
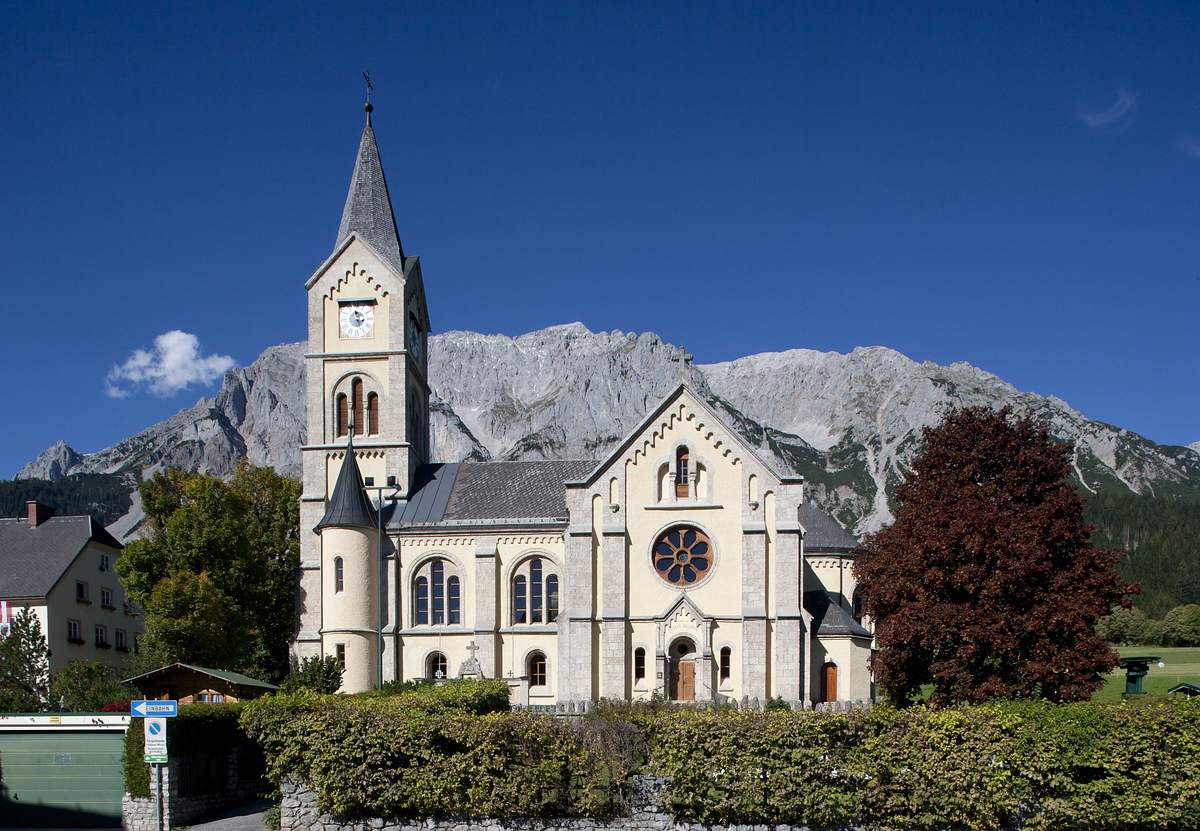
<box><xmin>14</xmin><ymin>323</ymin><xmax>1200</xmax><ymax>545</ymax></box>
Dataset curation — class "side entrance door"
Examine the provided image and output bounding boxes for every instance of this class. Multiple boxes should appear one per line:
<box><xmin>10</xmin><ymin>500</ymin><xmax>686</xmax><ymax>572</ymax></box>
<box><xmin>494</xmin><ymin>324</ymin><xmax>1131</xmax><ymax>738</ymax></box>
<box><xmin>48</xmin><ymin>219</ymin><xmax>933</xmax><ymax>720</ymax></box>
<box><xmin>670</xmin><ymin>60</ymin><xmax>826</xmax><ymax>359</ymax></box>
<box><xmin>676</xmin><ymin>660</ymin><xmax>695</xmax><ymax>701</ymax></box>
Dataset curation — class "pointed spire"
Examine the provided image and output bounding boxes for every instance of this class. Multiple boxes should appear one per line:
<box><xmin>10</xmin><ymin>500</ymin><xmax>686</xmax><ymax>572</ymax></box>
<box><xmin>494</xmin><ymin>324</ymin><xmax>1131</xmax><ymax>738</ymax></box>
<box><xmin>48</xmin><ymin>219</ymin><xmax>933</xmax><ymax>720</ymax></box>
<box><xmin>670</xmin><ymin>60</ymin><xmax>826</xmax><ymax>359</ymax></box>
<box><xmin>335</xmin><ymin>100</ymin><xmax>406</xmax><ymax>275</ymax></box>
<box><xmin>314</xmin><ymin>427</ymin><xmax>378</xmax><ymax>533</ymax></box>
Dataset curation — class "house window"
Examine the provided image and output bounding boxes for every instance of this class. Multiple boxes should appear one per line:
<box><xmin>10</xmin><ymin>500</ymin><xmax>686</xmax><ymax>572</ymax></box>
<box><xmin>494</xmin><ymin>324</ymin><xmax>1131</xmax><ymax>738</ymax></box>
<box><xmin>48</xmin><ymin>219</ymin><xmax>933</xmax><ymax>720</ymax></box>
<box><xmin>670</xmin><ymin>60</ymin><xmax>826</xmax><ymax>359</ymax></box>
<box><xmin>427</xmin><ymin>651</ymin><xmax>447</xmax><ymax>680</ymax></box>
<box><xmin>335</xmin><ymin>643</ymin><xmax>346</xmax><ymax>670</ymax></box>
<box><xmin>76</xmin><ymin>581</ymin><xmax>90</xmax><ymax>603</ymax></box>
<box><xmin>719</xmin><ymin>647</ymin><xmax>732</xmax><ymax>682</ymax></box>
<box><xmin>116</xmin><ymin>629</ymin><xmax>128</xmax><ymax>652</ymax></box>
<box><xmin>675</xmin><ymin>446</ymin><xmax>690</xmax><ymax>498</ymax></box>
<box><xmin>652</xmin><ymin>525</ymin><xmax>713</xmax><ymax>585</ymax></box>
<box><xmin>211</xmin><ymin>693</ymin><xmax>224</xmax><ymax>703</ymax></box>
<box><xmin>511</xmin><ymin>556</ymin><xmax>560</xmax><ymax>626</ymax></box>
<box><xmin>100</xmin><ymin>553</ymin><xmax>110</xmax><ymax>572</ymax></box>
<box><xmin>413</xmin><ymin>559</ymin><xmax>459</xmax><ymax>627</ymax></box>
<box><xmin>527</xmin><ymin>651</ymin><xmax>548</xmax><ymax>687</ymax></box>
<box><xmin>634</xmin><ymin>647</ymin><xmax>646</xmax><ymax>682</ymax></box>
<box><xmin>100</xmin><ymin>588</ymin><xmax>114</xmax><ymax>609</ymax></box>
<box><xmin>334</xmin><ymin>557</ymin><xmax>344</xmax><ymax>593</ymax></box>
<box><xmin>67</xmin><ymin>618</ymin><xmax>83</xmax><ymax>644</ymax></box>
<box><xmin>94</xmin><ymin>625</ymin><xmax>109</xmax><ymax>648</ymax></box>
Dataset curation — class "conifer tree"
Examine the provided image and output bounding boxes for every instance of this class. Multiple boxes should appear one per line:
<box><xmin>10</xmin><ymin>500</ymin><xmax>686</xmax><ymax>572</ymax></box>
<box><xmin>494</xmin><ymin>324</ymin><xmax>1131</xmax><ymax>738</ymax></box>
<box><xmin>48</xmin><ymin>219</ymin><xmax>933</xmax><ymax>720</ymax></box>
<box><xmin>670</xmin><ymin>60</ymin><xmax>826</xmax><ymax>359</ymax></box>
<box><xmin>854</xmin><ymin>406</ymin><xmax>1134</xmax><ymax>704</ymax></box>
<box><xmin>0</xmin><ymin>607</ymin><xmax>50</xmax><ymax>711</ymax></box>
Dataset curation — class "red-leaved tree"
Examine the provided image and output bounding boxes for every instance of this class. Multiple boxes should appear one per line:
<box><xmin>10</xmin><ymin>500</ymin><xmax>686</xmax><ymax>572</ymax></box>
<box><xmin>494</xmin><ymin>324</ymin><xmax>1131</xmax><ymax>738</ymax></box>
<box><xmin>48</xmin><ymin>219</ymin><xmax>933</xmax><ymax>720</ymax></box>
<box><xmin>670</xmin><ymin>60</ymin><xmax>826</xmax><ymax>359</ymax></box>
<box><xmin>853</xmin><ymin>406</ymin><xmax>1135</xmax><ymax>704</ymax></box>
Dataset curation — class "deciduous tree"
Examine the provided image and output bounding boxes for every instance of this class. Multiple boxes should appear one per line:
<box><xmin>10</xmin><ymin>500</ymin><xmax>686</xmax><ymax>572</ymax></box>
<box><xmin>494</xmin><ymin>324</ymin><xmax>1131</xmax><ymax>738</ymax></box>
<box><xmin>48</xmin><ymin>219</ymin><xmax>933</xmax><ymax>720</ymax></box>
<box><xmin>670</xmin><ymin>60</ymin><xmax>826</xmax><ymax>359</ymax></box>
<box><xmin>853</xmin><ymin>406</ymin><xmax>1134</xmax><ymax>704</ymax></box>
<box><xmin>51</xmin><ymin>660</ymin><xmax>135</xmax><ymax>711</ymax></box>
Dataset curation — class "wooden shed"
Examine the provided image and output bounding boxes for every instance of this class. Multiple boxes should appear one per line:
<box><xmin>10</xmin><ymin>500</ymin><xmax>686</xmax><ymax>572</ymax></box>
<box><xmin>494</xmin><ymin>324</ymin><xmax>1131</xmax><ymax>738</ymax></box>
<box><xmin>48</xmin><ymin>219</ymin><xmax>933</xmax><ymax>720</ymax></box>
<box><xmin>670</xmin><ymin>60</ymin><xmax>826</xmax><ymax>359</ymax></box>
<box><xmin>124</xmin><ymin>663</ymin><xmax>277</xmax><ymax>704</ymax></box>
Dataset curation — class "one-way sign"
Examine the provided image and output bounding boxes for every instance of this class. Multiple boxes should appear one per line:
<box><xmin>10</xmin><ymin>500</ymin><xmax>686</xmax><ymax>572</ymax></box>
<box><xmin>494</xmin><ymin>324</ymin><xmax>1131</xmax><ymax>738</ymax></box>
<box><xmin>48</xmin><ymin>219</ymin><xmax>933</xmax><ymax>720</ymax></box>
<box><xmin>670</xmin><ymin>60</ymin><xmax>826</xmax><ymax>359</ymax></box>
<box><xmin>131</xmin><ymin>699</ymin><xmax>178</xmax><ymax>717</ymax></box>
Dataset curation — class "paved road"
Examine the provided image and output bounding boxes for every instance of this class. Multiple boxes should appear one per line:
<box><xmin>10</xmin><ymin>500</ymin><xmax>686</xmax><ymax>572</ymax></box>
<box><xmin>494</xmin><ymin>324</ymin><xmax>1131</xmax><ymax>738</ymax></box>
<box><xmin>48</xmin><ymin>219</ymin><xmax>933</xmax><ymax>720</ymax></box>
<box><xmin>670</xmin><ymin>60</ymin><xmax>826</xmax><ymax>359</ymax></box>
<box><xmin>180</xmin><ymin>797</ymin><xmax>273</xmax><ymax>831</ymax></box>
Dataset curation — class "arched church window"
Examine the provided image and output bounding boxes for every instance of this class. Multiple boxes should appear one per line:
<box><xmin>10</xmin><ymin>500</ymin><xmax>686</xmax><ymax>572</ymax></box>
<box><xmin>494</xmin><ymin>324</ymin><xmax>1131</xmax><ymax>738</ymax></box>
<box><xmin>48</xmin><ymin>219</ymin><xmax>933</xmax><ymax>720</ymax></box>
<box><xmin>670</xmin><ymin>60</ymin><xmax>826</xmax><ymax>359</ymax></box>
<box><xmin>415</xmin><ymin>576</ymin><xmax>428</xmax><ymax>625</ymax></box>
<box><xmin>511</xmin><ymin>556</ymin><xmax>561</xmax><ymax>626</ymax></box>
<box><xmin>352</xmin><ymin>379</ymin><xmax>364</xmax><ymax>436</ymax></box>
<box><xmin>427</xmin><ymin>651</ymin><xmax>447</xmax><ymax>680</ymax></box>
<box><xmin>675</xmin><ymin>446</ymin><xmax>690</xmax><ymax>498</ymax></box>
<box><xmin>413</xmin><ymin>558</ymin><xmax>461</xmax><ymax>627</ymax></box>
<box><xmin>367</xmin><ymin>392</ymin><xmax>379</xmax><ymax>435</ymax></box>
<box><xmin>652</xmin><ymin>525</ymin><xmax>713</xmax><ymax>585</ymax></box>
<box><xmin>545</xmin><ymin>575</ymin><xmax>559</xmax><ymax>623</ymax></box>
<box><xmin>334</xmin><ymin>557</ymin><xmax>344</xmax><ymax>593</ymax></box>
<box><xmin>527</xmin><ymin>651</ymin><xmax>547</xmax><ymax>687</ymax></box>
<box><xmin>514</xmin><ymin>576</ymin><xmax>527</xmax><ymax>624</ymax></box>
<box><xmin>719</xmin><ymin>647</ymin><xmax>732</xmax><ymax>682</ymax></box>
<box><xmin>852</xmin><ymin>590</ymin><xmax>864</xmax><ymax>623</ymax></box>
<box><xmin>336</xmin><ymin>394</ymin><xmax>349</xmax><ymax>437</ymax></box>
<box><xmin>447</xmin><ymin>576</ymin><xmax>460</xmax><ymax>625</ymax></box>
<box><xmin>634</xmin><ymin>647</ymin><xmax>646</xmax><ymax>682</ymax></box>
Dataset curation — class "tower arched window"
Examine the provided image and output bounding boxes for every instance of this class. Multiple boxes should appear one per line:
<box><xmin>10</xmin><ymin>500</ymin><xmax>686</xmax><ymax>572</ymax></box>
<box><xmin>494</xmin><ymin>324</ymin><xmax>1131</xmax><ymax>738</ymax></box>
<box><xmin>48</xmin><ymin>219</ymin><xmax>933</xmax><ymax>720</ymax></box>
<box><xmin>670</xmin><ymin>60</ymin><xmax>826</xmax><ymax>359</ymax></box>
<box><xmin>366</xmin><ymin>392</ymin><xmax>379</xmax><ymax>435</ymax></box>
<box><xmin>352</xmin><ymin>379</ymin><xmax>364</xmax><ymax>436</ymax></box>
<box><xmin>427</xmin><ymin>651</ymin><xmax>447</xmax><ymax>680</ymax></box>
<box><xmin>511</xmin><ymin>556</ymin><xmax>561</xmax><ymax>626</ymax></box>
<box><xmin>634</xmin><ymin>647</ymin><xmax>646</xmax><ymax>682</ymax></box>
<box><xmin>334</xmin><ymin>557</ymin><xmax>344</xmax><ymax>594</ymax></box>
<box><xmin>719</xmin><ymin>646</ymin><xmax>732</xmax><ymax>682</ymax></box>
<box><xmin>336</xmin><ymin>394</ymin><xmax>349</xmax><ymax>437</ymax></box>
<box><xmin>675</xmin><ymin>446</ymin><xmax>690</xmax><ymax>498</ymax></box>
<box><xmin>412</xmin><ymin>558</ymin><xmax>461</xmax><ymax>627</ymax></box>
<box><xmin>527</xmin><ymin>651</ymin><xmax>547</xmax><ymax>687</ymax></box>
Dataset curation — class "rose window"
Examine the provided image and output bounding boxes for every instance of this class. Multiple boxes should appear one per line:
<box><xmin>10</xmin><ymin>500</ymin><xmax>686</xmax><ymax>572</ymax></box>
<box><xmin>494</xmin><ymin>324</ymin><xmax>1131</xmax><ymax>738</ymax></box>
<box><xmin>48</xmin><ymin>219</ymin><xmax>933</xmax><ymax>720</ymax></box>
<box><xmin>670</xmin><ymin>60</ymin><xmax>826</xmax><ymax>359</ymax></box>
<box><xmin>653</xmin><ymin>525</ymin><xmax>712</xmax><ymax>585</ymax></box>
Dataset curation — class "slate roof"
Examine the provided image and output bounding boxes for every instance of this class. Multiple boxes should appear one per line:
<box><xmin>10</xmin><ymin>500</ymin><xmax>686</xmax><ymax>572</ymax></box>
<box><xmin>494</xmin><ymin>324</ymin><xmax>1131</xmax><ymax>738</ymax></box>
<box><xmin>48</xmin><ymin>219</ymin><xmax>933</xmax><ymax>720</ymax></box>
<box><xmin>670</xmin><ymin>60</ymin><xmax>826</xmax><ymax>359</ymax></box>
<box><xmin>799</xmin><ymin>502</ymin><xmax>859</xmax><ymax>551</ymax></box>
<box><xmin>336</xmin><ymin>108</ymin><xmax>406</xmax><ymax>276</ymax></box>
<box><xmin>389</xmin><ymin>460</ymin><xmax>596</xmax><ymax>528</ymax></box>
<box><xmin>124</xmin><ymin>662</ymin><xmax>278</xmax><ymax>691</ymax></box>
<box><xmin>315</xmin><ymin>440</ymin><xmax>378</xmax><ymax>532</ymax></box>
<box><xmin>804</xmin><ymin>591</ymin><xmax>872</xmax><ymax>638</ymax></box>
<box><xmin>0</xmin><ymin>515</ymin><xmax>122</xmax><ymax>598</ymax></box>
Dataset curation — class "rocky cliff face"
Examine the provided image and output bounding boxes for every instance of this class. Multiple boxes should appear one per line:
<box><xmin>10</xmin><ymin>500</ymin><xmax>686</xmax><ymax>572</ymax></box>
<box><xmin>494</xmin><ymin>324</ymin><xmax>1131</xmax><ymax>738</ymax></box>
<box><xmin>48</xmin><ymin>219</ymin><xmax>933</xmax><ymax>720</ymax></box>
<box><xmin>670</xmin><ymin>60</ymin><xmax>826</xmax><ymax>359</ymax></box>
<box><xmin>17</xmin><ymin>323</ymin><xmax>1200</xmax><ymax>537</ymax></box>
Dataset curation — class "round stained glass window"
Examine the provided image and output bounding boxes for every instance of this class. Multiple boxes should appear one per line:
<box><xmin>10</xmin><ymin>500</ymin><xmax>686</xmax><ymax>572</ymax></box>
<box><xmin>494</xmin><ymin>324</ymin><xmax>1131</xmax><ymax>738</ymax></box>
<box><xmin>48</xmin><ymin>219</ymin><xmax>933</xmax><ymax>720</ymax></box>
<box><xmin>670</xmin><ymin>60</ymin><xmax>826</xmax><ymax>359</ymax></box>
<box><xmin>652</xmin><ymin>525</ymin><xmax>713</xmax><ymax>585</ymax></box>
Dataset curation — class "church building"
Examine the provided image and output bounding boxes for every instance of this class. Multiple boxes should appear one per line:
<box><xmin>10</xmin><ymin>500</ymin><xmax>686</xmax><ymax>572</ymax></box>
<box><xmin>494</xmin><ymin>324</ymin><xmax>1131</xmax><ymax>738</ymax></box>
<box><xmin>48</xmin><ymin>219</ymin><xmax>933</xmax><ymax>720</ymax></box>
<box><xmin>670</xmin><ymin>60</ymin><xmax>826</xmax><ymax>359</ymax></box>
<box><xmin>293</xmin><ymin>104</ymin><xmax>874</xmax><ymax>707</ymax></box>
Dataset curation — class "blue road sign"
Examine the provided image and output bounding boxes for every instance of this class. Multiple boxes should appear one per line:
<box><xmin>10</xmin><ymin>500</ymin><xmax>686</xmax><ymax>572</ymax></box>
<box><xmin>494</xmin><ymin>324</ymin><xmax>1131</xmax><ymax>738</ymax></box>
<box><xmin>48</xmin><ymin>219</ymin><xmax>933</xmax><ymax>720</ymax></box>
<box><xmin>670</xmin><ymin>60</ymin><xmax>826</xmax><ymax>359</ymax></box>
<box><xmin>131</xmin><ymin>699</ymin><xmax>178</xmax><ymax>717</ymax></box>
<box><xmin>148</xmin><ymin>721</ymin><xmax>162</xmax><ymax>735</ymax></box>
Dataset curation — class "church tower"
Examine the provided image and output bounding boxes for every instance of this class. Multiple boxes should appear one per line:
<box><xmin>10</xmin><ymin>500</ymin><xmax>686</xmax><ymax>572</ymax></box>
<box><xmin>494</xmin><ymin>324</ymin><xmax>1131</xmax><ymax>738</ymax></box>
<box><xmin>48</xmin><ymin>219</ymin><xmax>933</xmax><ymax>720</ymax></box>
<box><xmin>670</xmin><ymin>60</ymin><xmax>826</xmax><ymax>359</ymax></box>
<box><xmin>293</xmin><ymin>102</ymin><xmax>431</xmax><ymax>681</ymax></box>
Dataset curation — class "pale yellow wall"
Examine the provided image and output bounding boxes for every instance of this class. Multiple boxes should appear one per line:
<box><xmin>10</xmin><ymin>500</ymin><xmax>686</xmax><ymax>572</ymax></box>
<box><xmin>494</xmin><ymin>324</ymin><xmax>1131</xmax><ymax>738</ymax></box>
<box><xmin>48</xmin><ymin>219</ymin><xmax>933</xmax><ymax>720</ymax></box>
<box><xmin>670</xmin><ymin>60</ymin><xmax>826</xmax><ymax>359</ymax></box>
<box><xmin>807</xmin><ymin>555</ymin><xmax>856</xmax><ymax>608</ymax></box>
<box><xmin>42</xmin><ymin>541</ymin><xmax>142</xmax><ymax>674</ymax></box>
<box><xmin>498</xmin><ymin>632</ymin><xmax>559</xmax><ymax>703</ymax></box>
<box><xmin>325</xmin><ymin>451</ymin><xmax>388</xmax><ymax>499</ymax></box>
<box><xmin>395</xmin><ymin>536</ymin><xmax>476</xmax><ymax>631</ymax></box>
<box><xmin>496</xmin><ymin>536</ymin><xmax>565</xmax><ymax>628</ymax></box>
<box><xmin>318</xmin><ymin>240</ymin><xmax>394</xmax><ymax>353</ymax></box>
<box><xmin>812</xmin><ymin>636</ymin><xmax>872</xmax><ymax>703</ymax></box>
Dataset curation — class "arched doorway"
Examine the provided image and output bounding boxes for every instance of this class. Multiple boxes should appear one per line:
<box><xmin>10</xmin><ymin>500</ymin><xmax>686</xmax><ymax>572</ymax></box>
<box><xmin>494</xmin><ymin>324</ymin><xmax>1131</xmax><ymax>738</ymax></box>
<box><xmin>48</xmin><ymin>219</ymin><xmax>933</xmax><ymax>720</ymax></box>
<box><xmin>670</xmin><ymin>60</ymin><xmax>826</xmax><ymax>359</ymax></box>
<box><xmin>668</xmin><ymin>637</ymin><xmax>697</xmax><ymax>701</ymax></box>
<box><xmin>820</xmin><ymin>661</ymin><xmax>838</xmax><ymax>703</ymax></box>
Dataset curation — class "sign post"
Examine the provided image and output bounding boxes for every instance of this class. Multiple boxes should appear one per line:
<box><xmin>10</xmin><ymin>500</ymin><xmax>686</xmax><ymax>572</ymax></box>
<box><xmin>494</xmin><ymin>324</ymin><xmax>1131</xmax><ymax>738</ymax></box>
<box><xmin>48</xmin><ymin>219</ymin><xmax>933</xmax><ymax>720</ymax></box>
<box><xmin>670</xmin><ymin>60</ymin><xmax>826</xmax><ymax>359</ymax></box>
<box><xmin>133</xmin><ymin>701</ymin><xmax>177</xmax><ymax>831</ymax></box>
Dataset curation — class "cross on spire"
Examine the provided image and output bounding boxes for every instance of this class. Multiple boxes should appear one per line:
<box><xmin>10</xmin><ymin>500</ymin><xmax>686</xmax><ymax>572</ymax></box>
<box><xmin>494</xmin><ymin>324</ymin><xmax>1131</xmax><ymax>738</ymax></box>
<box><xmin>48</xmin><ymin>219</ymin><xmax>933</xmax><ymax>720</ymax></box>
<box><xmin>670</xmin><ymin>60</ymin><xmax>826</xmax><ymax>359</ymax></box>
<box><xmin>362</xmin><ymin>70</ymin><xmax>374</xmax><ymax>116</ymax></box>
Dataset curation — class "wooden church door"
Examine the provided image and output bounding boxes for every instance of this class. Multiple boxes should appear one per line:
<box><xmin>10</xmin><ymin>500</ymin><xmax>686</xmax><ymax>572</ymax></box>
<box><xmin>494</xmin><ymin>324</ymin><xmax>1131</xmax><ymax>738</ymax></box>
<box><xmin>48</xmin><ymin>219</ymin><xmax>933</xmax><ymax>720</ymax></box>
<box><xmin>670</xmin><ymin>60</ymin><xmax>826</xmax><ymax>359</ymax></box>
<box><xmin>821</xmin><ymin>662</ymin><xmax>838</xmax><ymax>702</ymax></box>
<box><xmin>676</xmin><ymin>661</ymin><xmax>695</xmax><ymax>701</ymax></box>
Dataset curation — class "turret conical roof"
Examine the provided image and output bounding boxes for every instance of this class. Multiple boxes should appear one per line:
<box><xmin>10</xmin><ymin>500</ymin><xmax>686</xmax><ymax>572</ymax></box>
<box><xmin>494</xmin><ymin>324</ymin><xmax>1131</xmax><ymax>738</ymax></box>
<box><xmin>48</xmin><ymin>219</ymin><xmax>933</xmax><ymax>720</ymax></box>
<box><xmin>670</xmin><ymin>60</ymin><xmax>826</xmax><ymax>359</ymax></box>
<box><xmin>315</xmin><ymin>431</ymin><xmax>378</xmax><ymax>533</ymax></box>
<box><xmin>335</xmin><ymin>106</ymin><xmax>405</xmax><ymax>275</ymax></box>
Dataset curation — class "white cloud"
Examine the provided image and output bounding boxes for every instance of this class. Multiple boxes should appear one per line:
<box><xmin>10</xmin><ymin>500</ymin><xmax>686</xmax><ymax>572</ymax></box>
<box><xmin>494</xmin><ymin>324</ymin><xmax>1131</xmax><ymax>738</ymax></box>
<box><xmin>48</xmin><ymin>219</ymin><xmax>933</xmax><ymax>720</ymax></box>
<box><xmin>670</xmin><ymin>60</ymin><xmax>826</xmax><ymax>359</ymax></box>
<box><xmin>1080</xmin><ymin>89</ymin><xmax>1137</xmax><ymax>130</ymax></box>
<box><xmin>1178</xmin><ymin>136</ymin><xmax>1200</xmax><ymax>159</ymax></box>
<box><xmin>105</xmin><ymin>330</ymin><xmax>236</xmax><ymax>399</ymax></box>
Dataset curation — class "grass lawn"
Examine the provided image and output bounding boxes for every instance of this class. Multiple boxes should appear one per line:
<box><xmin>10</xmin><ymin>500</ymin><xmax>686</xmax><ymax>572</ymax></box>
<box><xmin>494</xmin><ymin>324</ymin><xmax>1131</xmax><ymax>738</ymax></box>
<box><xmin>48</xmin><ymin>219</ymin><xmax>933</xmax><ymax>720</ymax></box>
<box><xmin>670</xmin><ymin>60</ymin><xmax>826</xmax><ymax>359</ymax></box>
<box><xmin>1091</xmin><ymin>645</ymin><xmax>1200</xmax><ymax>701</ymax></box>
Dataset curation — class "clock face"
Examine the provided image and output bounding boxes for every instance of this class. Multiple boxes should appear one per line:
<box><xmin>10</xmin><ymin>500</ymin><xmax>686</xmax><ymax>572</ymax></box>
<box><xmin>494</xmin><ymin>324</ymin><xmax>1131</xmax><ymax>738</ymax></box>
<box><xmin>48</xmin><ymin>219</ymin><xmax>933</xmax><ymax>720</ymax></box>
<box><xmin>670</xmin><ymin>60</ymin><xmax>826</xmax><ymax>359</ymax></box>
<box><xmin>339</xmin><ymin>305</ymin><xmax>374</xmax><ymax>338</ymax></box>
<box><xmin>408</xmin><ymin>318</ymin><xmax>423</xmax><ymax>362</ymax></box>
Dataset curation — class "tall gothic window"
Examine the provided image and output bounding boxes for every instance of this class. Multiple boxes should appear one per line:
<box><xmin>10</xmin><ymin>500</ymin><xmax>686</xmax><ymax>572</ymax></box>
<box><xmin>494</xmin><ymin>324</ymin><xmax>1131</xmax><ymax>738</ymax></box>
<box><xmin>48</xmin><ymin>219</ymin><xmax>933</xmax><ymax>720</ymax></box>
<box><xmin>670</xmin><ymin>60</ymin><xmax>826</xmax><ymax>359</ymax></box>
<box><xmin>530</xmin><ymin>558</ymin><xmax>543</xmax><ymax>623</ymax></box>
<box><xmin>527</xmin><ymin>651</ymin><xmax>547</xmax><ymax>687</ymax></box>
<box><xmin>719</xmin><ymin>647</ymin><xmax>732</xmax><ymax>682</ymax></box>
<box><xmin>334</xmin><ymin>557</ymin><xmax>344</xmax><ymax>593</ymax></box>
<box><xmin>367</xmin><ymin>392</ymin><xmax>379</xmax><ymax>435</ymax></box>
<box><xmin>545</xmin><ymin>575</ymin><xmax>559</xmax><ymax>623</ymax></box>
<box><xmin>634</xmin><ymin>647</ymin><xmax>646</xmax><ymax>682</ymax></box>
<box><xmin>675</xmin><ymin>446</ymin><xmax>690</xmax><ymax>498</ymax></box>
<box><xmin>352</xmin><ymin>379</ymin><xmax>364</xmax><ymax>436</ymax></box>
<box><xmin>514</xmin><ymin>576</ymin><xmax>527</xmax><ymax>624</ymax></box>
<box><xmin>336</xmin><ymin>394</ymin><xmax>349</xmax><ymax>437</ymax></box>
<box><xmin>413</xmin><ymin>559</ymin><xmax>461</xmax><ymax>627</ymax></box>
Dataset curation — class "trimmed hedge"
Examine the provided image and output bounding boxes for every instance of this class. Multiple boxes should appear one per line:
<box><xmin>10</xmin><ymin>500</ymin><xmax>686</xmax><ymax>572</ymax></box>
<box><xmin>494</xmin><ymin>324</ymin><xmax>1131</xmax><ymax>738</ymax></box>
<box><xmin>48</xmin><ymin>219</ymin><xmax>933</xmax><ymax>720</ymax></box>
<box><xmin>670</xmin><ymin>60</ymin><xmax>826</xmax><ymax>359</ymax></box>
<box><xmin>124</xmin><ymin>703</ymin><xmax>250</xmax><ymax>798</ymax></box>
<box><xmin>244</xmin><ymin>694</ymin><xmax>1200</xmax><ymax>830</ymax></box>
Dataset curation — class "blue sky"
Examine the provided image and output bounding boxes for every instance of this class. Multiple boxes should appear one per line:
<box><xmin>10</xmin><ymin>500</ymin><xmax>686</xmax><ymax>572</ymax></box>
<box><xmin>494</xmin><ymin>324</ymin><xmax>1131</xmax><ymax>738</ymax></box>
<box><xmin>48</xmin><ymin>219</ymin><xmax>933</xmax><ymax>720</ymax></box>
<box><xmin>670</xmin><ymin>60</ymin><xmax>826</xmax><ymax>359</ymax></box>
<box><xmin>2</xmin><ymin>1</ymin><xmax>1198</xmax><ymax>476</ymax></box>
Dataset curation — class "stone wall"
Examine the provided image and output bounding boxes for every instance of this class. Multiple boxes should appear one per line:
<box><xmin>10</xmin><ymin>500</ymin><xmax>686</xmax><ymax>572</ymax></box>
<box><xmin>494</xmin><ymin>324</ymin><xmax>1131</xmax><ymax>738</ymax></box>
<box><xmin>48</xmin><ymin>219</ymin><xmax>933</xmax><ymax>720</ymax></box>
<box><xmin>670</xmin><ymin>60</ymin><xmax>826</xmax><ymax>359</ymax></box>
<box><xmin>124</xmin><ymin>748</ymin><xmax>261</xmax><ymax>831</ymax></box>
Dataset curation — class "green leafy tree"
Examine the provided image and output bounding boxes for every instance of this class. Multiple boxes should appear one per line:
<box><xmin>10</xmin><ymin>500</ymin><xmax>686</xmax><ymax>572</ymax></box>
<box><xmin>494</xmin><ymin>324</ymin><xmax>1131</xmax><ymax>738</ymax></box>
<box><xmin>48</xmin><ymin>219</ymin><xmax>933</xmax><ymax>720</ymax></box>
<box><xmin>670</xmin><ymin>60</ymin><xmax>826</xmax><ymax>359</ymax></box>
<box><xmin>853</xmin><ymin>406</ymin><xmax>1135</xmax><ymax>704</ymax></box>
<box><xmin>1096</xmin><ymin>605</ymin><xmax>1164</xmax><ymax>646</ymax></box>
<box><xmin>1161</xmin><ymin>604</ymin><xmax>1200</xmax><ymax>647</ymax></box>
<box><xmin>117</xmin><ymin>461</ymin><xmax>301</xmax><ymax>682</ymax></box>
<box><xmin>0</xmin><ymin>607</ymin><xmax>50</xmax><ymax>711</ymax></box>
<box><xmin>279</xmin><ymin>655</ymin><xmax>343</xmax><ymax>694</ymax></box>
<box><xmin>51</xmin><ymin>660</ymin><xmax>136</xmax><ymax>711</ymax></box>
